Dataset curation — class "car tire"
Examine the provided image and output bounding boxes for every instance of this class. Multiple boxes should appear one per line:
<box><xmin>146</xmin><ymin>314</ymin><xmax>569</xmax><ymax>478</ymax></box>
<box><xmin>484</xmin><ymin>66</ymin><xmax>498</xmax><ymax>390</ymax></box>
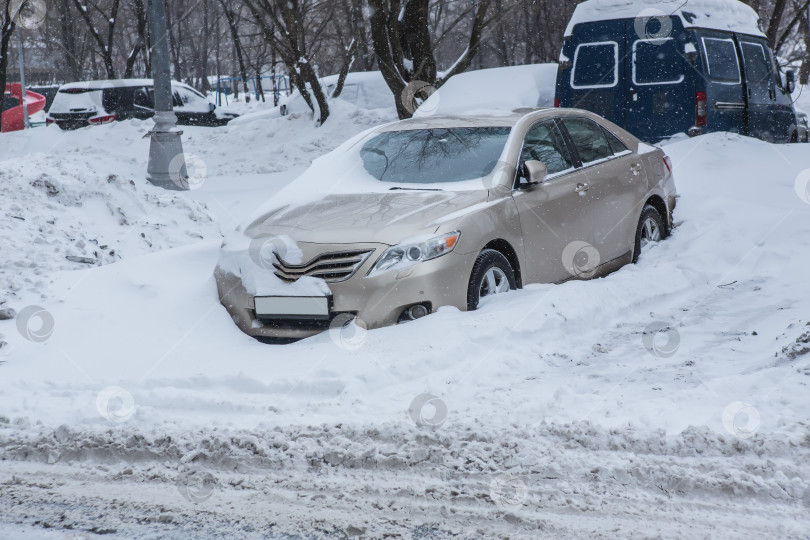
<box><xmin>466</xmin><ymin>249</ymin><xmax>517</xmax><ymax>311</ymax></box>
<box><xmin>633</xmin><ymin>205</ymin><xmax>666</xmax><ymax>263</ymax></box>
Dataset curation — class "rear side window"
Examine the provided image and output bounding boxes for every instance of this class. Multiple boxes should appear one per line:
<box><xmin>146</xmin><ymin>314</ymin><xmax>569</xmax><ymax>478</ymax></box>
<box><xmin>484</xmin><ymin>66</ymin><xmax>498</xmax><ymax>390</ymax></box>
<box><xmin>562</xmin><ymin>118</ymin><xmax>614</xmax><ymax>164</ymax></box>
<box><xmin>520</xmin><ymin>121</ymin><xmax>573</xmax><ymax>176</ymax></box>
<box><xmin>633</xmin><ymin>39</ymin><xmax>685</xmax><ymax>85</ymax></box>
<box><xmin>602</xmin><ymin>128</ymin><xmax>629</xmax><ymax>154</ymax></box>
<box><xmin>102</xmin><ymin>87</ymin><xmax>138</xmax><ymax>112</ymax></box>
<box><xmin>571</xmin><ymin>42</ymin><xmax>618</xmax><ymax>89</ymax></box>
<box><xmin>702</xmin><ymin>38</ymin><xmax>741</xmax><ymax>83</ymax></box>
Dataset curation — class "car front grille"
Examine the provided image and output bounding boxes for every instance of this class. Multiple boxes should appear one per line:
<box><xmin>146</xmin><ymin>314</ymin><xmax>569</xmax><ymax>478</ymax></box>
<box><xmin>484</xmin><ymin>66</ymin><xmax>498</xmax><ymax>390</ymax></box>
<box><xmin>273</xmin><ymin>249</ymin><xmax>373</xmax><ymax>283</ymax></box>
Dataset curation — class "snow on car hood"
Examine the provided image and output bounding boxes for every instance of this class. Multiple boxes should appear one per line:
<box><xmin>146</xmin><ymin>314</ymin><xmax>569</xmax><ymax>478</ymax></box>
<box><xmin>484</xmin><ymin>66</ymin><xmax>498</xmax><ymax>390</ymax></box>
<box><xmin>242</xmin><ymin>189</ymin><xmax>489</xmax><ymax>245</ymax></box>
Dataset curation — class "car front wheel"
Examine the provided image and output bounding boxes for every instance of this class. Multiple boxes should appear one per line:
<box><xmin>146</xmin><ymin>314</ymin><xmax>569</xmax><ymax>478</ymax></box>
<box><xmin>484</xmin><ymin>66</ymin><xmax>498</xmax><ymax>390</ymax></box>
<box><xmin>633</xmin><ymin>204</ymin><xmax>666</xmax><ymax>263</ymax></box>
<box><xmin>466</xmin><ymin>249</ymin><xmax>517</xmax><ymax>311</ymax></box>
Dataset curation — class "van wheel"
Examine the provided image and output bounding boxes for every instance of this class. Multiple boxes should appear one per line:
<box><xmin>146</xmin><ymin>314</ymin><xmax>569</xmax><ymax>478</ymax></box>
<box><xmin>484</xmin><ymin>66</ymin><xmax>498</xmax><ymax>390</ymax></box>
<box><xmin>791</xmin><ymin>132</ymin><xmax>798</xmax><ymax>143</ymax></box>
<box><xmin>467</xmin><ymin>249</ymin><xmax>517</xmax><ymax>311</ymax></box>
<box><xmin>633</xmin><ymin>205</ymin><xmax>665</xmax><ymax>263</ymax></box>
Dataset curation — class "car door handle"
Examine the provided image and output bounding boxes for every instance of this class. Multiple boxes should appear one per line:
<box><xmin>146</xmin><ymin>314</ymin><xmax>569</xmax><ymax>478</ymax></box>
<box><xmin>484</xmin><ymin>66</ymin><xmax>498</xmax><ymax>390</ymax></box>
<box><xmin>575</xmin><ymin>182</ymin><xmax>589</xmax><ymax>195</ymax></box>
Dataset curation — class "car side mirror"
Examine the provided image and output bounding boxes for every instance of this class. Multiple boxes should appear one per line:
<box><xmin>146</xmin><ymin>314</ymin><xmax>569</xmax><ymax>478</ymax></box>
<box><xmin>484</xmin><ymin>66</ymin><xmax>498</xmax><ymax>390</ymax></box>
<box><xmin>521</xmin><ymin>160</ymin><xmax>548</xmax><ymax>187</ymax></box>
<box><xmin>786</xmin><ymin>70</ymin><xmax>796</xmax><ymax>94</ymax></box>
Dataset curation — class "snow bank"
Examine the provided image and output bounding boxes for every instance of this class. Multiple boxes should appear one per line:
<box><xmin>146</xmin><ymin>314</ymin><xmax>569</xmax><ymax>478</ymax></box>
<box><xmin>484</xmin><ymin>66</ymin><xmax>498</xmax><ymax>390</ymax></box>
<box><xmin>566</xmin><ymin>0</ymin><xmax>764</xmax><ymax>37</ymax></box>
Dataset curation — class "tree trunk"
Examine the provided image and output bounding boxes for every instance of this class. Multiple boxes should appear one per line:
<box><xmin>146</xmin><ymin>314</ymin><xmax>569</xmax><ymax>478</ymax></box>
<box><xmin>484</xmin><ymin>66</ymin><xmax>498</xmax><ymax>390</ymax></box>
<box><xmin>0</xmin><ymin>1</ymin><xmax>15</xmax><ymax>131</ymax></box>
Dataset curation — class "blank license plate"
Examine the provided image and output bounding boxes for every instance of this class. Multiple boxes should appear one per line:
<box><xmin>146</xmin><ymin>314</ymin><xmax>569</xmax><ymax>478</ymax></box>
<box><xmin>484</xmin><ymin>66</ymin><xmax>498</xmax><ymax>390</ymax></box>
<box><xmin>254</xmin><ymin>296</ymin><xmax>330</xmax><ymax>320</ymax></box>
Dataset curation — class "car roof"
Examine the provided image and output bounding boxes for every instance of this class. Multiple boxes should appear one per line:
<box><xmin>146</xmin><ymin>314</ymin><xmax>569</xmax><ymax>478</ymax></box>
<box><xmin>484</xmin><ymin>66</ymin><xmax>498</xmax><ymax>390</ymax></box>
<box><xmin>566</xmin><ymin>0</ymin><xmax>765</xmax><ymax>38</ymax></box>
<box><xmin>378</xmin><ymin>108</ymin><xmax>553</xmax><ymax>131</ymax></box>
<box><xmin>58</xmin><ymin>79</ymin><xmax>191</xmax><ymax>90</ymax></box>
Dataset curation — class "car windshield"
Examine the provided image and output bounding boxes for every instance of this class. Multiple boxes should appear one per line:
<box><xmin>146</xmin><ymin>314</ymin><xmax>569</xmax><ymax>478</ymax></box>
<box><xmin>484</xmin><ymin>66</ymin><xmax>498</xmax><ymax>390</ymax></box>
<box><xmin>360</xmin><ymin>127</ymin><xmax>511</xmax><ymax>184</ymax></box>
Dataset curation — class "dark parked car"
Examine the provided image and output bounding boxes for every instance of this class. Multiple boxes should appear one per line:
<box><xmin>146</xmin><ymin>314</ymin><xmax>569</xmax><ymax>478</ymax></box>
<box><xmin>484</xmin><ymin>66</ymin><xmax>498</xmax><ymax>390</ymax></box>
<box><xmin>46</xmin><ymin>79</ymin><xmax>238</xmax><ymax>130</ymax></box>
<box><xmin>555</xmin><ymin>0</ymin><xmax>798</xmax><ymax>143</ymax></box>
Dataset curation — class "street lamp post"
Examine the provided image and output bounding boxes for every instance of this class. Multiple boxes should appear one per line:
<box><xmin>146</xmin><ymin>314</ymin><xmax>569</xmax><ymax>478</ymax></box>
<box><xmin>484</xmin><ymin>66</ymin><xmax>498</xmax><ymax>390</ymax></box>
<box><xmin>146</xmin><ymin>0</ymin><xmax>188</xmax><ymax>190</ymax></box>
<box><xmin>16</xmin><ymin>30</ymin><xmax>30</xmax><ymax>129</ymax></box>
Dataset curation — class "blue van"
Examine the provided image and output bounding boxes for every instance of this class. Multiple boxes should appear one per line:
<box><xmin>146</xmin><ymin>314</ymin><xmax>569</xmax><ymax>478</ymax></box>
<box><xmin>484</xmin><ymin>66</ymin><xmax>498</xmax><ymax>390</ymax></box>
<box><xmin>554</xmin><ymin>0</ymin><xmax>799</xmax><ymax>143</ymax></box>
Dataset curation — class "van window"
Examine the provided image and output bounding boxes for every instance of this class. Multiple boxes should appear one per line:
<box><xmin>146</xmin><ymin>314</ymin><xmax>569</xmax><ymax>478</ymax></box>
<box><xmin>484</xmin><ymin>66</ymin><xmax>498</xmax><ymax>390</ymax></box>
<box><xmin>562</xmin><ymin>118</ymin><xmax>614</xmax><ymax>164</ymax></box>
<box><xmin>740</xmin><ymin>42</ymin><xmax>770</xmax><ymax>86</ymax></box>
<box><xmin>520</xmin><ymin>121</ymin><xmax>573</xmax><ymax>176</ymax></box>
<box><xmin>633</xmin><ymin>39</ymin><xmax>685</xmax><ymax>85</ymax></box>
<box><xmin>571</xmin><ymin>42</ymin><xmax>618</xmax><ymax>89</ymax></box>
<box><xmin>702</xmin><ymin>38</ymin><xmax>741</xmax><ymax>84</ymax></box>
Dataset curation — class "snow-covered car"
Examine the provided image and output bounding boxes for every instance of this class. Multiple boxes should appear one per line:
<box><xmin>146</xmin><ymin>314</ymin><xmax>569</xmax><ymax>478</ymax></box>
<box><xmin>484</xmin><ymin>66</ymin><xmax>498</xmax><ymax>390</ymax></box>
<box><xmin>46</xmin><ymin>79</ymin><xmax>238</xmax><ymax>130</ymax></box>
<box><xmin>279</xmin><ymin>71</ymin><xmax>392</xmax><ymax>116</ymax></box>
<box><xmin>215</xmin><ymin>108</ymin><xmax>677</xmax><ymax>341</ymax></box>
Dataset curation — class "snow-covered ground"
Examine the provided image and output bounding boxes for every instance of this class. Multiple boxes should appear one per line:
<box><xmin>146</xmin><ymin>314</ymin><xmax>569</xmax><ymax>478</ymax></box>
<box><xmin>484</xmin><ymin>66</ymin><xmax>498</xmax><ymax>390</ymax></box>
<box><xmin>1</xmin><ymin>92</ymin><xmax>810</xmax><ymax>538</ymax></box>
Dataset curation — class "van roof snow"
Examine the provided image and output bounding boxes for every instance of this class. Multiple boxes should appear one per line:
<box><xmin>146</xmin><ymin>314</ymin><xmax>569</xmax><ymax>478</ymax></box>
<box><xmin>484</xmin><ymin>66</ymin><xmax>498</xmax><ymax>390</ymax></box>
<box><xmin>565</xmin><ymin>0</ymin><xmax>764</xmax><ymax>38</ymax></box>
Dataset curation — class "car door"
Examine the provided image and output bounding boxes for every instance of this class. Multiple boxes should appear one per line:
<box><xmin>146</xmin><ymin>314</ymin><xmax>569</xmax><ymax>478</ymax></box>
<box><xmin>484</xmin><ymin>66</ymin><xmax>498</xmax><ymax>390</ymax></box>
<box><xmin>625</xmin><ymin>31</ymin><xmax>693</xmax><ymax>142</ymax></box>
<box><xmin>511</xmin><ymin>119</ymin><xmax>599</xmax><ymax>284</ymax></box>
<box><xmin>738</xmin><ymin>38</ymin><xmax>779</xmax><ymax>142</ymax></box>
<box><xmin>700</xmin><ymin>34</ymin><xmax>746</xmax><ymax>135</ymax></box>
<box><xmin>565</xmin><ymin>21</ymin><xmax>626</xmax><ymax>130</ymax></box>
<box><xmin>561</xmin><ymin>117</ymin><xmax>648</xmax><ymax>265</ymax></box>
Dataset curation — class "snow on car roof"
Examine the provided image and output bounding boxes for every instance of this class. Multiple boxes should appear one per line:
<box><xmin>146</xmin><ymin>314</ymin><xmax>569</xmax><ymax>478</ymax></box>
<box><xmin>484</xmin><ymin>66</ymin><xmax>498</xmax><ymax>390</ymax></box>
<box><xmin>565</xmin><ymin>0</ymin><xmax>764</xmax><ymax>38</ymax></box>
<box><xmin>414</xmin><ymin>64</ymin><xmax>558</xmax><ymax>118</ymax></box>
<box><xmin>380</xmin><ymin>109</ymin><xmax>545</xmax><ymax>131</ymax></box>
<box><xmin>58</xmin><ymin>79</ymin><xmax>192</xmax><ymax>90</ymax></box>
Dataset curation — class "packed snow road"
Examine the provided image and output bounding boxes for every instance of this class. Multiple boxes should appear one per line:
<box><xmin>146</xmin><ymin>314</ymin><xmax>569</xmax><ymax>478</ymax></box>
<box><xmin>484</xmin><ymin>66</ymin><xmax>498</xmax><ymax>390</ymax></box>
<box><xmin>1</xmin><ymin>103</ymin><xmax>810</xmax><ymax>538</ymax></box>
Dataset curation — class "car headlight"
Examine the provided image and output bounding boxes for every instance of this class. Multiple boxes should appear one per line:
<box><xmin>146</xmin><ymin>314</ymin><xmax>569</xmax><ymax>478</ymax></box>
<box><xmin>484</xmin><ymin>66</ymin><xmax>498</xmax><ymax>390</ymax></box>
<box><xmin>367</xmin><ymin>231</ymin><xmax>461</xmax><ymax>278</ymax></box>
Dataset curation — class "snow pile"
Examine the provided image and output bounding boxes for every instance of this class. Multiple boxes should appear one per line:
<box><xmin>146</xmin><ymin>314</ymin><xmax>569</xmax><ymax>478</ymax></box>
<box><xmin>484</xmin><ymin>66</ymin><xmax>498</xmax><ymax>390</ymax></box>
<box><xmin>566</xmin><ymin>0</ymin><xmax>764</xmax><ymax>37</ymax></box>
<box><xmin>0</xmin><ymin>123</ymin><xmax>220</xmax><ymax>302</ymax></box>
<box><xmin>0</xmin><ymin>100</ymin><xmax>397</xmax><ymax>304</ymax></box>
<box><xmin>414</xmin><ymin>64</ymin><xmax>558</xmax><ymax>117</ymax></box>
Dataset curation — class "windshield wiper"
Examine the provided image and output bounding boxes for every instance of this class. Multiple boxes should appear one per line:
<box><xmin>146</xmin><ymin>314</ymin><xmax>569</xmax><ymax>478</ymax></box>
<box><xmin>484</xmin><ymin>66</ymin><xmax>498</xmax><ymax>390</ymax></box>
<box><xmin>389</xmin><ymin>186</ymin><xmax>444</xmax><ymax>191</ymax></box>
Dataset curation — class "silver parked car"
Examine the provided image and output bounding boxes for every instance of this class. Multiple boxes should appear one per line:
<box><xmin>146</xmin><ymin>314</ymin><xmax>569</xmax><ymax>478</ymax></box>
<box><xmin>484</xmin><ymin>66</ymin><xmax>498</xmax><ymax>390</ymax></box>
<box><xmin>216</xmin><ymin>108</ymin><xmax>677</xmax><ymax>341</ymax></box>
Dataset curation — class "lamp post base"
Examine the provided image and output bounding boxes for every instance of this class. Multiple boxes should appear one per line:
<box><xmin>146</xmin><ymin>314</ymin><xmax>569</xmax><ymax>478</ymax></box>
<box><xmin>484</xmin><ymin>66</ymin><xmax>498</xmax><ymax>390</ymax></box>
<box><xmin>146</xmin><ymin>111</ymin><xmax>188</xmax><ymax>191</ymax></box>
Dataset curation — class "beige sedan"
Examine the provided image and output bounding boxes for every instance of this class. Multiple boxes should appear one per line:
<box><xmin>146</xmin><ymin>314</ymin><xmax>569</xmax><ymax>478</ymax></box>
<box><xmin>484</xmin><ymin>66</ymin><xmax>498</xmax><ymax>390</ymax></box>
<box><xmin>215</xmin><ymin>108</ymin><xmax>677</xmax><ymax>341</ymax></box>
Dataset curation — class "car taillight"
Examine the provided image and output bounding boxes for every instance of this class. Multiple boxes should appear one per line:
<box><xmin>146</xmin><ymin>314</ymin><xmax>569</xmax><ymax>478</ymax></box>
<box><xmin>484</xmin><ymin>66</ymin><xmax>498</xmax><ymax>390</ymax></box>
<box><xmin>696</xmin><ymin>91</ymin><xmax>707</xmax><ymax>127</ymax></box>
<box><xmin>45</xmin><ymin>117</ymin><xmax>54</xmax><ymax>125</ymax></box>
<box><xmin>89</xmin><ymin>114</ymin><xmax>116</xmax><ymax>125</ymax></box>
<box><xmin>663</xmin><ymin>156</ymin><xmax>672</xmax><ymax>174</ymax></box>
<box><xmin>554</xmin><ymin>98</ymin><xmax>561</xmax><ymax>108</ymax></box>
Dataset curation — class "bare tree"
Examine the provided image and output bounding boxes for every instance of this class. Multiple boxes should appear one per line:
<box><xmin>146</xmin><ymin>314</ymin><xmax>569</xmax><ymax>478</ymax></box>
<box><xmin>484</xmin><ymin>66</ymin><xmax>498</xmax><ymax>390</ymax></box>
<box><xmin>70</xmin><ymin>0</ymin><xmax>121</xmax><ymax>79</ymax></box>
<box><xmin>0</xmin><ymin>0</ymin><xmax>15</xmax><ymax>130</ymax></box>
<box><xmin>243</xmin><ymin>0</ymin><xmax>339</xmax><ymax>124</ymax></box>
<box><xmin>367</xmin><ymin>0</ymin><xmax>492</xmax><ymax>119</ymax></box>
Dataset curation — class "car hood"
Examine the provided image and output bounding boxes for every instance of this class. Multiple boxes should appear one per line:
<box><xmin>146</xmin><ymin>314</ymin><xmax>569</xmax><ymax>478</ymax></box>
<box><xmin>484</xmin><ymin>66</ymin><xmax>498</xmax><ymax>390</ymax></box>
<box><xmin>243</xmin><ymin>189</ymin><xmax>490</xmax><ymax>245</ymax></box>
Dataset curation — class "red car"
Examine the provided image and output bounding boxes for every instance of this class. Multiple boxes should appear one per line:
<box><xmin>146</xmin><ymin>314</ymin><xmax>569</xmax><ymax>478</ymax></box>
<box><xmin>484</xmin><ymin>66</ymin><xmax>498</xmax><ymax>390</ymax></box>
<box><xmin>2</xmin><ymin>84</ymin><xmax>46</xmax><ymax>132</ymax></box>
